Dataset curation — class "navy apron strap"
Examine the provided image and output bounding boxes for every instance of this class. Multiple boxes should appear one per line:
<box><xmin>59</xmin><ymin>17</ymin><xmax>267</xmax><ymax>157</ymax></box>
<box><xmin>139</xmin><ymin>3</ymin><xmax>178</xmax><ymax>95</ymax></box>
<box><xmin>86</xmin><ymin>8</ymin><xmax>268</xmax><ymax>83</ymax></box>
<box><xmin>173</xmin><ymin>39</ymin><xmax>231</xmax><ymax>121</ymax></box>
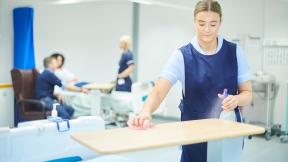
<box><xmin>234</xmin><ymin>107</ymin><xmax>245</xmax><ymax>149</ymax></box>
<box><xmin>234</xmin><ymin>107</ymin><xmax>242</xmax><ymax>123</ymax></box>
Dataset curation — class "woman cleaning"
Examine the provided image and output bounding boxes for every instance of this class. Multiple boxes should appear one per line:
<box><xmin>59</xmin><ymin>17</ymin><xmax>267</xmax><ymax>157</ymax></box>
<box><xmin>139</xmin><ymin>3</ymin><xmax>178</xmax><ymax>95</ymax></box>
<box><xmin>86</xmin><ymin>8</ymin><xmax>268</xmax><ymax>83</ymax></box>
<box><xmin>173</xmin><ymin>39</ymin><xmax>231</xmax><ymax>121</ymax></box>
<box><xmin>116</xmin><ymin>35</ymin><xmax>135</xmax><ymax>92</ymax></box>
<box><xmin>129</xmin><ymin>0</ymin><xmax>252</xmax><ymax>162</ymax></box>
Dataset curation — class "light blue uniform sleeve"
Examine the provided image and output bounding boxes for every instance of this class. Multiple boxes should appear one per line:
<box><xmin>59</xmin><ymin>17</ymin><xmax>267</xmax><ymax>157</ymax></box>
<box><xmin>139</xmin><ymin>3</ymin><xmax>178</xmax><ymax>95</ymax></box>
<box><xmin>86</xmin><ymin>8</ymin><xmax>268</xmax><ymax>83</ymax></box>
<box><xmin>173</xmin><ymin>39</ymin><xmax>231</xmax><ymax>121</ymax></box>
<box><xmin>236</xmin><ymin>46</ymin><xmax>252</xmax><ymax>84</ymax></box>
<box><xmin>126</xmin><ymin>52</ymin><xmax>134</xmax><ymax>65</ymax></box>
<box><xmin>160</xmin><ymin>50</ymin><xmax>185</xmax><ymax>86</ymax></box>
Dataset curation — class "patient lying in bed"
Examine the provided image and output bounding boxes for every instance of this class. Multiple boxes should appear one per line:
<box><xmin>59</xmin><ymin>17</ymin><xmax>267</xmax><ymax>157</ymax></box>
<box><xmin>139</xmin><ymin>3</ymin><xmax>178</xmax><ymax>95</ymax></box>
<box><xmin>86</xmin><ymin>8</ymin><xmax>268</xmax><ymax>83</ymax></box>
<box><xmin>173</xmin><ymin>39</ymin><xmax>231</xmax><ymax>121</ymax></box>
<box><xmin>51</xmin><ymin>53</ymin><xmax>91</xmax><ymax>88</ymax></box>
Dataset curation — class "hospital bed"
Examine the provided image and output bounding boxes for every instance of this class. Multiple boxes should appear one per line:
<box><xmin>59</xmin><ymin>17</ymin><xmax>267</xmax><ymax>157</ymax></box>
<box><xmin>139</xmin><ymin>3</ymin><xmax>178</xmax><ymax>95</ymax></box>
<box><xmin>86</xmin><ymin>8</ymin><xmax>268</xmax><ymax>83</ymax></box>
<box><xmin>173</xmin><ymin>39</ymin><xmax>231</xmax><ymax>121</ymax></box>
<box><xmin>131</xmin><ymin>81</ymin><xmax>167</xmax><ymax>115</ymax></box>
<box><xmin>100</xmin><ymin>91</ymin><xmax>133</xmax><ymax>127</ymax></box>
<box><xmin>59</xmin><ymin>81</ymin><xmax>167</xmax><ymax>127</ymax></box>
<box><xmin>61</xmin><ymin>90</ymin><xmax>102</xmax><ymax>117</ymax></box>
<box><xmin>55</xmin><ymin>88</ymin><xmax>123</xmax><ymax>126</ymax></box>
<box><xmin>54</xmin><ymin>85</ymin><xmax>103</xmax><ymax>118</ymax></box>
<box><xmin>100</xmin><ymin>81</ymin><xmax>168</xmax><ymax>127</ymax></box>
<box><xmin>0</xmin><ymin>116</ymin><xmax>138</xmax><ymax>162</ymax></box>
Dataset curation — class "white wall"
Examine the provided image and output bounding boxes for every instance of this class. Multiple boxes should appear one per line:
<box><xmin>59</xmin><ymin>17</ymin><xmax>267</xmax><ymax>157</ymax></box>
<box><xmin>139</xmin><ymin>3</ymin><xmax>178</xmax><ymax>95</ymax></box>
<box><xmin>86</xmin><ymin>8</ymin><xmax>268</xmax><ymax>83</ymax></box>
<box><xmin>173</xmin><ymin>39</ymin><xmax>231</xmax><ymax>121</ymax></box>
<box><xmin>138</xmin><ymin>5</ymin><xmax>194</xmax><ymax>118</ymax></box>
<box><xmin>264</xmin><ymin>0</ymin><xmax>288</xmax><ymax>39</ymax></box>
<box><xmin>0</xmin><ymin>0</ymin><xmax>13</xmax><ymax>83</ymax></box>
<box><xmin>263</xmin><ymin>0</ymin><xmax>288</xmax><ymax>129</ymax></box>
<box><xmin>0</xmin><ymin>0</ymin><xmax>132</xmax><ymax>83</ymax></box>
<box><xmin>34</xmin><ymin>2</ymin><xmax>133</xmax><ymax>83</ymax></box>
<box><xmin>0</xmin><ymin>88</ymin><xmax>14</xmax><ymax>127</ymax></box>
<box><xmin>220</xmin><ymin>0</ymin><xmax>264</xmax><ymax>73</ymax></box>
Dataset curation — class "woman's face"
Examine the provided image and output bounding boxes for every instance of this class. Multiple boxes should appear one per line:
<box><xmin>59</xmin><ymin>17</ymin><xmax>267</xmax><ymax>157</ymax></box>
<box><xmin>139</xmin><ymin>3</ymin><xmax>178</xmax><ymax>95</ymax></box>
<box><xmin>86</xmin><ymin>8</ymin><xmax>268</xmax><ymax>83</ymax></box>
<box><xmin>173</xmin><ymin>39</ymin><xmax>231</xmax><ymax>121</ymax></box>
<box><xmin>49</xmin><ymin>58</ymin><xmax>59</xmax><ymax>71</ymax></box>
<box><xmin>56</xmin><ymin>56</ymin><xmax>63</xmax><ymax>68</ymax></box>
<box><xmin>194</xmin><ymin>11</ymin><xmax>221</xmax><ymax>43</ymax></box>
<box><xmin>119</xmin><ymin>40</ymin><xmax>127</xmax><ymax>50</ymax></box>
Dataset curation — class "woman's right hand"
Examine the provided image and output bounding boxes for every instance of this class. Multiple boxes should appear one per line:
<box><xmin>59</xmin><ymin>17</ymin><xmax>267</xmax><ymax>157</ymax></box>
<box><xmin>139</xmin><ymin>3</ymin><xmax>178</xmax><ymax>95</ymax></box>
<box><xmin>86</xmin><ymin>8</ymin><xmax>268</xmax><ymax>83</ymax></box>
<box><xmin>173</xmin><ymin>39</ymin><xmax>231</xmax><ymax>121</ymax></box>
<box><xmin>128</xmin><ymin>110</ymin><xmax>153</xmax><ymax>129</ymax></box>
<box><xmin>127</xmin><ymin>79</ymin><xmax>172</xmax><ymax>130</ymax></box>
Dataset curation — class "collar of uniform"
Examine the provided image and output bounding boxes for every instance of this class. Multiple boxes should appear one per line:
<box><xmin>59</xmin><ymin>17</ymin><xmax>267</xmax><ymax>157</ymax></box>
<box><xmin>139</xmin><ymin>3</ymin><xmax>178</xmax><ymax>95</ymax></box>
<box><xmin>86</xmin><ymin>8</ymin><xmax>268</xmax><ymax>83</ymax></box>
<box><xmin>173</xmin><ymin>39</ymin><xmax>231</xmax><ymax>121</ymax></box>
<box><xmin>46</xmin><ymin>68</ymin><xmax>54</xmax><ymax>73</ymax></box>
<box><xmin>123</xmin><ymin>49</ymin><xmax>130</xmax><ymax>54</ymax></box>
<box><xmin>190</xmin><ymin>35</ymin><xmax>224</xmax><ymax>55</ymax></box>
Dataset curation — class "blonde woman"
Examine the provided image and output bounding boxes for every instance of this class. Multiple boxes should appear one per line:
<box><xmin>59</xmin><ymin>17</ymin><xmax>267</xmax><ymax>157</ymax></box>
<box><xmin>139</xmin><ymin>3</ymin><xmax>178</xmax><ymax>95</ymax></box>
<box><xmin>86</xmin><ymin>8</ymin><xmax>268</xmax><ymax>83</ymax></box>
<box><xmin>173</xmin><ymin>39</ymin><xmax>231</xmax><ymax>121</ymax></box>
<box><xmin>129</xmin><ymin>0</ymin><xmax>252</xmax><ymax>161</ymax></box>
<box><xmin>116</xmin><ymin>35</ymin><xmax>135</xmax><ymax>92</ymax></box>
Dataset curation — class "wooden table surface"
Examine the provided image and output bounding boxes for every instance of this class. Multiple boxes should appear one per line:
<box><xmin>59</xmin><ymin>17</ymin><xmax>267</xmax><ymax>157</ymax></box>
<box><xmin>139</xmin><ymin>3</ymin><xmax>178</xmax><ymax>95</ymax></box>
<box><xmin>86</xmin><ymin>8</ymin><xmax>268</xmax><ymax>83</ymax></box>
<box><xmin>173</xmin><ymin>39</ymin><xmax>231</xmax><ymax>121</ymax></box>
<box><xmin>83</xmin><ymin>83</ymin><xmax>115</xmax><ymax>90</ymax></box>
<box><xmin>71</xmin><ymin>119</ymin><xmax>265</xmax><ymax>154</ymax></box>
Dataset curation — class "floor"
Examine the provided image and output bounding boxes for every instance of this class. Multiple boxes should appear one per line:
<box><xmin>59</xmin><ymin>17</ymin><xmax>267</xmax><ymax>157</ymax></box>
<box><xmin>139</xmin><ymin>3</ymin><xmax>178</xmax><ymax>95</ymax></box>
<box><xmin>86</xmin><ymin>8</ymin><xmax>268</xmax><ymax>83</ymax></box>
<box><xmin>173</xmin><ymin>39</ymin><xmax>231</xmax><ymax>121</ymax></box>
<box><xmin>118</xmin><ymin>117</ymin><xmax>288</xmax><ymax>162</ymax></box>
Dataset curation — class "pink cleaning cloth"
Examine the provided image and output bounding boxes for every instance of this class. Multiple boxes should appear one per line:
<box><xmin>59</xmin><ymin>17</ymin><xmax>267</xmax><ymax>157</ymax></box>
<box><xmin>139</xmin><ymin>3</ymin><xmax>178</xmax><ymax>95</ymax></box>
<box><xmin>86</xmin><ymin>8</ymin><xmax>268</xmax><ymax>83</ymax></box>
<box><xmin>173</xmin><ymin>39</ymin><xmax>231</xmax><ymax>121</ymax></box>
<box><xmin>127</xmin><ymin>118</ymin><xmax>153</xmax><ymax>130</ymax></box>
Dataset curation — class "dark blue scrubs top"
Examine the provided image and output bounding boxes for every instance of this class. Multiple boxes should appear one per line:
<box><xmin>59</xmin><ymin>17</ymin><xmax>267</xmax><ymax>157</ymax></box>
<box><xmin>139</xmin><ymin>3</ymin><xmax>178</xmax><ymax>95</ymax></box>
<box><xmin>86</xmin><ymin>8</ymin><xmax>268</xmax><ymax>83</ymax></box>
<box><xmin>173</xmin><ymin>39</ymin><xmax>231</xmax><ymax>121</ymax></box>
<box><xmin>116</xmin><ymin>50</ymin><xmax>134</xmax><ymax>92</ymax></box>
<box><xmin>35</xmin><ymin>69</ymin><xmax>63</xmax><ymax>99</ymax></box>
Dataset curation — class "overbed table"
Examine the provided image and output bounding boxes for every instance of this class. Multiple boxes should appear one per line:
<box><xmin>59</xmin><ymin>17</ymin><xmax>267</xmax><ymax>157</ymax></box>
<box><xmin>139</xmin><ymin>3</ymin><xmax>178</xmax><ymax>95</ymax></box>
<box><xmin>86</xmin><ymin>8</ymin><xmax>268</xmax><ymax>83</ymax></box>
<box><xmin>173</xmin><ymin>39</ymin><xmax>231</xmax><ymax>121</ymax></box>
<box><xmin>83</xmin><ymin>83</ymin><xmax>115</xmax><ymax>93</ymax></box>
<box><xmin>71</xmin><ymin>119</ymin><xmax>265</xmax><ymax>162</ymax></box>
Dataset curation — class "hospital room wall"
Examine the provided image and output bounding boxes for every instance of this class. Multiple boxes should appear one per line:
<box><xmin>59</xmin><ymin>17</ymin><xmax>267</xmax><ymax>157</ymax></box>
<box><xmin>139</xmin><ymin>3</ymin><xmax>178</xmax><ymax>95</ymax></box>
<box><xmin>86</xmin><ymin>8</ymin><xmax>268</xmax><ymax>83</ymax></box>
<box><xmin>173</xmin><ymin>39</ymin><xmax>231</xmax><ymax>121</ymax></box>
<box><xmin>138</xmin><ymin>5</ymin><xmax>195</xmax><ymax>118</ymax></box>
<box><xmin>34</xmin><ymin>2</ymin><xmax>133</xmax><ymax>83</ymax></box>
<box><xmin>262</xmin><ymin>0</ymin><xmax>288</xmax><ymax>130</ymax></box>
<box><xmin>0</xmin><ymin>0</ymin><xmax>13</xmax><ymax>83</ymax></box>
<box><xmin>137</xmin><ymin>0</ymin><xmax>265</xmax><ymax>119</ymax></box>
<box><xmin>0</xmin><ymin>0</ymin><xmax>133</xmax><ymax>83</ymax></box>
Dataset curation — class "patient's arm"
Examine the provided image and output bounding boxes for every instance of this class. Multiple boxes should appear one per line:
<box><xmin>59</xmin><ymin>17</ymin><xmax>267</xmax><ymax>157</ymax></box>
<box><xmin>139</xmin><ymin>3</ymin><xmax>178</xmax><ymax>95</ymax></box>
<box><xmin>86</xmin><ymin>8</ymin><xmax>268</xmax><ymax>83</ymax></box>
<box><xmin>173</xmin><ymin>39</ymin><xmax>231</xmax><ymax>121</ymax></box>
<box><xmin>118</xmin><ymin>65</ymin><xmax>135</xmax><ymax>79</ymax></box>
<box><xmin>67</xmin><ymin>78</ymin><xmax>78</xmax><ymax>83</ymax></box>
<box><xmin>65</xmin><ymin>85</ymin><xmax>90</xmax><ymax>94</ymax></box>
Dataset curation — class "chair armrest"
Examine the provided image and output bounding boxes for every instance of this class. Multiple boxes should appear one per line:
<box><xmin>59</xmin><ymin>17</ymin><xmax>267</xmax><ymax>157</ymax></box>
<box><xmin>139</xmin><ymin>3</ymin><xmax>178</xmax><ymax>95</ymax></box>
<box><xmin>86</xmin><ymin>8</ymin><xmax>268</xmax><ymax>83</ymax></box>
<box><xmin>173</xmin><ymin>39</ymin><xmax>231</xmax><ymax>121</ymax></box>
<box><xmin>17</xmin><ymin>99</ymin><xmax>46</xmax><ymax>113</ymax></box>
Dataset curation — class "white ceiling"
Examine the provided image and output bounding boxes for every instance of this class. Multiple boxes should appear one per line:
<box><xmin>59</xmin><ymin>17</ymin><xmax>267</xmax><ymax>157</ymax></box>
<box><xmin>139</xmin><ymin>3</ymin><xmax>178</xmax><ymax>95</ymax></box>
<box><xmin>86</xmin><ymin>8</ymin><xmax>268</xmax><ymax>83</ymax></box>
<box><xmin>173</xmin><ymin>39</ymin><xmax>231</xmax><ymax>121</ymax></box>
<box><xmin>52</xmin><ymin>0</ymin><xmax>194</xmax><ymax>4</ymax></box>
<box><xmin>51</xmin><ymin>0</ymin><xmax>195</xmax><ymax>10</ymax></box>
<box><xmin>12</xmin><ymin>0</ymin><xmax>288</xmax><ymax>5</ymax></box>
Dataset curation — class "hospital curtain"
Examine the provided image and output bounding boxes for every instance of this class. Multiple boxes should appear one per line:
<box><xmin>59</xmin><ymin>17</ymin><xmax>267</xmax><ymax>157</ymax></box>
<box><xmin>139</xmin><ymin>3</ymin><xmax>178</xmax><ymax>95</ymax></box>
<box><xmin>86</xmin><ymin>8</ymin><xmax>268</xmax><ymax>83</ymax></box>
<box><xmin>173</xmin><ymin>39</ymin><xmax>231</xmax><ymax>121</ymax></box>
<box><xmin>13</xmin><ymin>7</ymin><xmax>35</xmax><ymax>69</ymax></box>
<box><xmin>13</xmin><ymin>7</ymin><xmax>36</xmax><ymax>126</ymax></box>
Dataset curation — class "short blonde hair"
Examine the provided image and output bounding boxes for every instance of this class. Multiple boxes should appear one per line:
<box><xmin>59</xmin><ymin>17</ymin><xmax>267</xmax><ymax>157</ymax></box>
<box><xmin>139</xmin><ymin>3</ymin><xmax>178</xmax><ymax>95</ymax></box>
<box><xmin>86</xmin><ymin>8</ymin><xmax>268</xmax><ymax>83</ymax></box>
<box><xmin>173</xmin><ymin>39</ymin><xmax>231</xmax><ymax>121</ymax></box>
<box><xmin>120</xmin><ymin>35</ymin><xmax>132</xmax><ymax>49</ymax></box>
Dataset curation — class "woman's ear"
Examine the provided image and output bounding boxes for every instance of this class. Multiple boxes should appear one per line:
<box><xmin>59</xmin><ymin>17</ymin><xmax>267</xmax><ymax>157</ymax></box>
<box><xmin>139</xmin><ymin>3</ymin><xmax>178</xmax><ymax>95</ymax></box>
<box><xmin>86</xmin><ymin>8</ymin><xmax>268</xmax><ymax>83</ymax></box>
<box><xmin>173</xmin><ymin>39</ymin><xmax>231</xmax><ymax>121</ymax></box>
<box><xmin>124</xmin><ymin>42</ymin><xmax>128</xmax><ymax>50</ymax></box>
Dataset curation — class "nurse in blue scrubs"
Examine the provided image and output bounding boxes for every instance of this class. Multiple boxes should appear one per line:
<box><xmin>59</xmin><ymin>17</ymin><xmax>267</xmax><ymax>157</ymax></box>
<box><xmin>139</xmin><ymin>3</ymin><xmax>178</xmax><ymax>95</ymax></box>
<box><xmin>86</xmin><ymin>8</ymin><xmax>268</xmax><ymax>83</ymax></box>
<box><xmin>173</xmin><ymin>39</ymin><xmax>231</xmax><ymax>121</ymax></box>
<box><xmin>116</xmin><ymin>35</ymin><xmax>135</xmax><ymax>92</ymax></box>
<box><xmin>129</xmin><ymin>0</ymin><xmax>253</xmax><ymax>161</ymax></box>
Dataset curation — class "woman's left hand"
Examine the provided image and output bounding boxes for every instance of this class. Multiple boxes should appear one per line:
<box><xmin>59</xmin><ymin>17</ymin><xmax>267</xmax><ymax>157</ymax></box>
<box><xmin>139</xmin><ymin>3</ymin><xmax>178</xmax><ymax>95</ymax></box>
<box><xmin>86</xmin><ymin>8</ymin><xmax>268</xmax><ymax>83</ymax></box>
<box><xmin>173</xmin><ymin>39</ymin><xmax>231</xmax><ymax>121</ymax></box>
<box><xmin>218</xmin><ymin>94</ymin><xmax>239</xmax><ymax>111</ymax></box>
<box><xmin>117</xmin><ymin>74</ymin><xmax>123</xmax><ymax>79</ymax></box>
